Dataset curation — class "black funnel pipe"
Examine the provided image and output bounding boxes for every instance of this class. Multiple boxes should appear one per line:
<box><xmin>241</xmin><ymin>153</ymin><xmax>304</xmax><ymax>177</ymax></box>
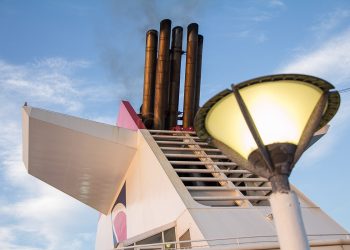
<box><xmin>183</xmin><ymin>23</ymin><xmax>198</xmax><ymax>128</ymax></box>
<box><xmin>153</xmin><ymin>19</ymin><xmax>171</xmax><ymax>130</ymax></box>
<box><xmin>168</xmin><ymin>26</ymin><xmax>183</xmax><ymax>128</ymax></box>
<box><xmin>141</xmin><ymin>29</ymin><xmax>158</xmax><ymax>128</ymax></box>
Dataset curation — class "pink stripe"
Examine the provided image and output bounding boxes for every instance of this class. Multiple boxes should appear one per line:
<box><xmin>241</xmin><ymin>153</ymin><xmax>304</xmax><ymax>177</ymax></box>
<box><xmin>116</xmin><ymin>100</ymin><xmax>146</xmax><ymax>130</ymax></box>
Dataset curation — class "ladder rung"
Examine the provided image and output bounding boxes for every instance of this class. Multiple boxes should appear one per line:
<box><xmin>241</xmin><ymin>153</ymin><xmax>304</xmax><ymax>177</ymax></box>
<box><xmin>152</xmin><ymin>135</ymin><xmax>201</xmax><ymax>139</ymax></box>
<box><xmin>160</xmin><ymin>147</ymin><xmax>221</xmax><ymax>152</ymax></box>
<box><xmin>187</xmin><ymin>186</ymin><xmax>272</xmax><ymax>191</ymax></box>
<box><xmin>148</xmin><ymin>130</ymin><xmax>196</xmax><ymax>134</ymax></box>
<box><xmin>180</xmin><ymin>177</ymin><xmax>267</xmax><ymax>182</ymax></box>
<box><xmin>193</xmin><ymin>196</ymin><xmax>269</xmax><ymax>201</ymax></box>
<box><xmin>175</xmin><ymin>169</ymin><xmax>249</xmax><ymax>174</ymax></box>
<box><xmin>165</xmin><ymin>154</ymin><xmax>228</xmax><ymax>159</ymax></box>
<box><xmin>170</xmin><ymin>161</ymin><xmax>236</xmax><ymax>166</ymax></box>
<box><xmin>155</xmin><ymin>141</ymin><xmax>209</xmax><ymax>145</ymax></box>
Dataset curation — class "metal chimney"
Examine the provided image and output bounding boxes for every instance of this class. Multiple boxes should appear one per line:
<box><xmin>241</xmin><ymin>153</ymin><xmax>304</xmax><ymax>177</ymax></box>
<box><xmin>194</xmin><ymin>34</ymin><xmax>203</xmax><ymax>114</ymax></box>
<box><xmin>153</xmin><ymin>19</ymin><xmax>171</xmax><ymax>129</ymax></box>
<box><xmin>141</xmin><ymin>29</ymin><xmax>158</xmax><ymax>128</ymax></box>
<box><xmin>183</xmin><ymin>23</ymin><xmax>199</xmax><ymax>128</ymax></box>
<box><xmin>168</xmin><ymin>26</ymin><xmax>183</xmax><ymax>128</ymax></box>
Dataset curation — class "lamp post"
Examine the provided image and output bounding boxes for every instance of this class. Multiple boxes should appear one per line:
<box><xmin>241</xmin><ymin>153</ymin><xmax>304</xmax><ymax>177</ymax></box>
<box><xmin>194</xmin><ymin>74</ymin><xmax>340</xmax><ymax>250</ymax></box>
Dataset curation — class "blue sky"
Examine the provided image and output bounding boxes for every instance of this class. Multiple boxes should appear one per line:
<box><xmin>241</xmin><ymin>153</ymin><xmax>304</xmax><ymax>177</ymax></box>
<box><xmin>1</xmin><ymin>0</ymin><xmax>350</xmax><ymax>249</ymax></box>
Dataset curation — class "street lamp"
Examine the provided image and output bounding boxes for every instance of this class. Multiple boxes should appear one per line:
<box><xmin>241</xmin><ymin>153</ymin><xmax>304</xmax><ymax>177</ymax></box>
<box><xmin>194</xmin><ymin>74</ymin><xmax>340</xmax><ymax>250</ymax></box>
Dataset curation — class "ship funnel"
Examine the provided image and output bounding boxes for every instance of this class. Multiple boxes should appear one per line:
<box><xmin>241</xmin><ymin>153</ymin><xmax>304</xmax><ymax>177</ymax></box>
<box><xmin>153</xmin><ymin>19</ymin><xmax>171</xmax><ymax>130</ymax></box>
<box><xmin>183</xmin><ymin>23</ymin><xmax>199</xmax><ymax>128</ymax></box>
<box><xmin>168</xmin><ymin>26</ymin><xmax>183</xmax><ymax>128</ymax></box>
<box><xmin>141</xmin><ymin>20</ymin><xmax>203</xmax><ymax>130</ymax></box>
<box><xmin>141</xmin><ymin>29</ymin><xmax>158</xmax><ymax>128</ymax></box>
<box><xmin>194</xmin><ymin>34</ymin><xmax>203</xmax><ymax>114</ymax></box>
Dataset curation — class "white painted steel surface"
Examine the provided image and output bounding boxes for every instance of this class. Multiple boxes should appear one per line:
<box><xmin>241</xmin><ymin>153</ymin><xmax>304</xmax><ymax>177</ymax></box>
<box><xmin>94</xmin><ymin>128</ymin><xmax>348</xmax><ymax>250</ymax></box>
<box><xmin>270</xmin><ymin>191</ymin><xmax>309</xmax><ymax>250</ymax></box>
<box><xmin>22</xmin><ymin>106</ymin><xmax>138</xmax><ymax>214</ymax></box>
<box><xmin>96</xmin><ymin>214</ymin><xmax>115</xmax><ymax>250</ymax></box>
<box><xmin>125</xmin><ymin>130</ymin><xmax>188</xmax><ymax>239</ymax></box>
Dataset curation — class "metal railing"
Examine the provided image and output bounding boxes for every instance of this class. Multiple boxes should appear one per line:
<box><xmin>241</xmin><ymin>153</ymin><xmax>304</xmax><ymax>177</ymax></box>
<box><xmin>116</xmin><ymin>233</ymin><xmax>350</xmax><ymax>250</ymax></box>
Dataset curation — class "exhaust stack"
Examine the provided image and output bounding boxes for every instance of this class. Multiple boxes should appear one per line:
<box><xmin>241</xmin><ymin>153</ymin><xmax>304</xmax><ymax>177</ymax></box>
<box><xmin>141</xmin><ymin>20</ymin><xmax>203</xmax><ymax>130</ymax></box>
<box><xmin>194</xmin><ymin>35</ymin><xmax>203</xmax><ymax>114</ymax></box>
<box><xmin>153</xmin><ymin>19</ymin><xmax>171</xmax><ymax>130</ymax></box>
<box><xmin>168</xmin><ymin>26</ymin><xmax>183</xmax><ymax>128</ymax></box>
<box><xmin>141</xmin><ymin>30</ymin><xmax>158</xmax><ymax>128</ymax></box>
<box><xmin>183</xmin><ymin>23</ymin><xmax>199</xmax><ymax>128</ymax></box>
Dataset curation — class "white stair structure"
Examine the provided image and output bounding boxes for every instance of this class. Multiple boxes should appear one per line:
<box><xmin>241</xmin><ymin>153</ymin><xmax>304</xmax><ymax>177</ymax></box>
<box><xmin>150</xmin><ymin>129</ymin><xmax>271</xmax><ymax>207</ymax></box>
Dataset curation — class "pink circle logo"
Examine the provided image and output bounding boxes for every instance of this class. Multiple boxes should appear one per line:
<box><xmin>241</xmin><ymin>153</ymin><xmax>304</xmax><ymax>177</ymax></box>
<box><xmin>113</xmin><ymin>210</ymin><xmax>127</xmax><ymax>241</ymax></box>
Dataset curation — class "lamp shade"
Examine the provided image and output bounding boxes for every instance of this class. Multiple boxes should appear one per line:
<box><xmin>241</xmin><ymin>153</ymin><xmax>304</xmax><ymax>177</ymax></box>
<box><xmin>195</xmin><ymin>74</ymin><xmax>340</xmax><ymax>161</ymax></box>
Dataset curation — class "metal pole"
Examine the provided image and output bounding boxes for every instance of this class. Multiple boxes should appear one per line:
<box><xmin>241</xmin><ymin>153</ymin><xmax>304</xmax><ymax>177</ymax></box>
<box><xmin>269</xmin><ymin>190</ymin><xmax>310</xmax><ymax>250</ymax></box>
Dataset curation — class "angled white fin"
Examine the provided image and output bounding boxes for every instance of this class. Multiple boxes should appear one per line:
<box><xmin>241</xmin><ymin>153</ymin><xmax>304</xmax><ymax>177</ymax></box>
<box><xmin>22</xmin><ymin>106</ymin><xmax>138</xmax><ymax>214</ymax></box>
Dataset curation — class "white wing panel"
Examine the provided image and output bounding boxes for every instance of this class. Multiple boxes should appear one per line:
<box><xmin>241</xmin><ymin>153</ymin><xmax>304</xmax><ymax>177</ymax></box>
<box><xmin>22</xmin><ymin>106</ymin><xmax>137</xmax><ymax>214</ymax></box>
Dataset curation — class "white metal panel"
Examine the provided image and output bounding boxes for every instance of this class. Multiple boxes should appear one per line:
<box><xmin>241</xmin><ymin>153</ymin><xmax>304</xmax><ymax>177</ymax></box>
<box><xmin>301</xmin><ymin>207</ymin><xmax>349</xmax><ymax>239</ymax></box>
<box><xmin>22</xmin><ymin>106</ymin><xmax>138</xmax><ymax>214</ymax></box>
<box><xmin>125</xmin><ymin>130</ymin><xmax>188</xmax><ymax>239</ymax></box>
<box><xmin>189</xmin><ymin>207</ymin><xmax>276</xmax><ymax>243</ymax></box>
<box><xmin>95</xmin><ymin>214</ymin><xmax>115</xmax><ymax>250</ymax></box>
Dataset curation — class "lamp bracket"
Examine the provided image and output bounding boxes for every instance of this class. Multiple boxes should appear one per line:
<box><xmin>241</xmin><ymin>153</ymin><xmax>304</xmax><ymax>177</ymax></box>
<box><xmin>292</xmin><ymin>92</ymin><xmax>328</xmax><ymax>167</ymax></box>
<box><xmin>248</xmin><ymin>143</ymin><xmax>296</xmax><ymax>192</ymax></box>
<box><xmin>231</xmin><ymin>84</ymin><xmax>274</xmax><ymax>172</ymax></box>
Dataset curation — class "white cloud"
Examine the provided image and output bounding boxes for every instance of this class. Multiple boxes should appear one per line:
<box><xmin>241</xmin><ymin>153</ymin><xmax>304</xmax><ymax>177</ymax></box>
<box><xmin>33</xmin><ymin>57</ymin><xmax>90</xmax><ymax>71</ymax></box>
<box><xmin>0</xmin><ymin>188</ymin><xmax>96</xmax><ymax>250</ymax></box>
<box><xmin>278</xmin><ymin>28</ymin><xmax>350</xmax><ymax>86</ymax></box>
<box><xmin>268</xmin><ymin>0</ymin><xmax>285</xmax><ymax>8</ymax></box>
<box><xmin>250</xmin><ymin>12</ymin><xmax>272</xmax><ymax>22</ymax></box>
<box><xmin>221</xmin><ymin>2</ymin><xmax>287</xmax><ymax>43</ymax></box>
<box><xmin>0</xmin><ymin>57</ymin><xmax>99</xmax><ymax>250</ymax></box>
<box><xmin>0</xmin><ymin>227</ymin><xmax>15</xmax><ymax>244</ymax></box>
<box><xmin>256</xmin><ymin>33</ymin><xmax>268</xmax><ymax>43</ymax></box>
<box><xmin>311</xmin><ymin>9</ymin><xmax>350</xmax><ymax>37</ymax></box>
<box><xmin>228</xmin><ymin>29</ymin><xmax>268</xmax><ymax>44</ymax></box>
<box><xmin>0</xmin><ymin>58</ymin><xmax>87</xmax><ymax>112</ymax></box>
<box><xmin>0</xmin><ymin>119</ymin><xmax>96</xmax><ymax>250</ymax></box>
<box><xmin>277</xmin><ymin>28</ymin><xmax>350</xmax><ymax>166</ymax></box>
